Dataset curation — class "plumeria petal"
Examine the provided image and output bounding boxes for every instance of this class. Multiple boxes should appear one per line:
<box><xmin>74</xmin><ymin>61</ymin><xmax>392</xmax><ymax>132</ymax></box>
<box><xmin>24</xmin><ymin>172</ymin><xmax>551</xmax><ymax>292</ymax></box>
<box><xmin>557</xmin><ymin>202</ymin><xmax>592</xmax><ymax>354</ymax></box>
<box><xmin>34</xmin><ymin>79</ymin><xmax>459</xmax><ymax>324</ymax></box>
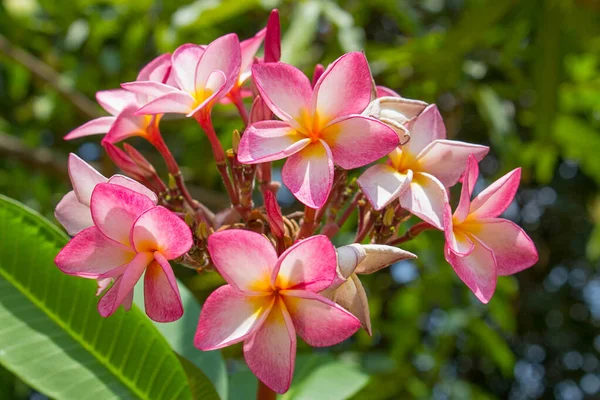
<box><xmin>252</xmin><ymin>62</ymin><xmax>313</xmax><ymax>122</ymax></box>
<box><xmin>453</xmin><ymin>155</ymin><xmax>479</xmax><ymax>224</ymax></box>
<box><xmin>282</xmin><ymin>290</ymin><xmax>360</xmax><ymax>346</ymax></box>
<box><xmin>68</xmin><ymin>153</ymin><xmax>108</xmax><ymax>205</ymax></box>
<box><xmin>239</xmin><ymin>28</ymin><xmax>266</xmax><ymax>84</ymax></box>
<box><xmin>131</xmin><ymin>206</ymin><xmax>193</xmax><ymax>259</ymax></box>
<box><xmin>64</xmin><ymin>116</ymin><xmax>116</xmax><ymax>140</ymax></box>
<box><xmin>470</xmin><ymin>219</ymin><xmax>538</xmax><ymax>275</ymax></box>
<box><xmin>399</xmin><ymin>172</ymin><xmax>448</xmax><ymax>230</ymax></box>
<box><xmin>313</xmin><ymin>52</ymin><xmax>373</xmax><ymax>120</ymax></box>
<box><xmin>172</xmin><ymin>44</ymin><xmax>204</xmax><ymax>94</ymax></box>
<box><xmin>107</xmin><ymin>175</ymin><xmax>158</xmax><ymax>204</ymax></box>
<box><xmin>445</xmin><ymin>237</ymin><xmax>497</xmax><ymax>303</ymax></box>
<box><xmin>237</xmin><ymin>120</ymin><xmax>309</xmax><ymax>163</ymax></box>
<box><xmin>264</xmin><ymin>9</ymin><xmax>281</xmax><ymax>63</ymax></box>
<box><xmin>121</xmin><ymin>81</ymin><xmax>179</xmax><ymax>100</ymax></box>
<box><xmin>403</xmin><ymin>104</ymin><xmax>446</xmax><ymax>155</ymax></box>
<box><xmin>331</xmin><ymin>273</ymin><xmax>372</xmax><ymax>335</ymax></box>
<box><xmin>90</xmin><ymin>183</ymin><xmax>155</xmax><ymax>246</ymax></box>
<box><xmin>195</xmin><ymin>285</ymin><xmax>274</xmax><ymax>350</ymax></box>
<box><xmin>335</xmin><ymin>244</ymin><xmax>366</xmax><ymax>284</ymax></box>
<box><xmin>273</xmin><ymin>235</ymin><xmax>337</xmax><ymax>292</ymax></box>
<box><xmin>416</xmin><ymin>139</ymin><xmax>489</xmax><ymax>187</ymax></box>
<box><xmin>207</xmin><ymin>230</ymin><xmax>278</xmax><ymax>293</ymax></box>
<box><xmin>185</xmin><ymin>70</ymin><xmax>228</xmax><ymax>117</ymax></box>
<box><xmin>134</xmin><ymin>91</ymin><xmax>197</xmax><ymax>115</ymax></box>
<box><xmin>243</xmin><ymin>297</ymin><xmax>296</xmax><ymax>394</ymax></box>
<box><xmin>357</xmin><ymin>164</ymin><xmax>413</xmax><ymax>211</ymax></box>
<box><xmin>354</xmin><ymin>244</ymin><xmax>417</xmax><ymax>274</ymax></box>
<box><xmin>54</xmin><ymin>227</ymin><xmax>135</xmax><ymax>278</ymax></box>
<box><xmin>469</xmin><ymin>168</ymin><xmax>521</xmax><ymax>219</ymax></box>
<box><xmin>195</xmin><ymin>33</ymin><xmax>241</xmax><ymax>99</ymax></box>
<box><xmin>144</xmin><ymin>253</ymin><xmax>183</xmax><ymax>322</ymax></box>
<box><xmin>96</xmin><ymin>89</ymin><xmax>137</xmax><ymax>115</ymax></box>
<box><xmin>136</xmin><ymin>53</ymin><xmax>172</xmax><ymax>83</ymax></box>
<box><xmin>282</xmin><ymin>140</ymin><xmax>334</xmax><ymax>209</ymax></box>
<box><xmin>55</xmin><ymin>191</ymin><xmax>94</xmax><ymax>236</ymax></box>
<box><xmin>104</xmin><ymin>105</ymin><xmax>152</xmax><ymax>143</ymax></box>
<box><xmin>321</xmin><ymin>115</ymin><xmax>399</xmax><ymax>169</ymax></box>
<box><xmin>376</xmin><ymin>86</ymin><xmax>401</xmax><ymax>98</ymax></box>
<box><xmin>264</xmin><ymin>189</ymin><xmax>284</xmax><ymax>238</ymax></box>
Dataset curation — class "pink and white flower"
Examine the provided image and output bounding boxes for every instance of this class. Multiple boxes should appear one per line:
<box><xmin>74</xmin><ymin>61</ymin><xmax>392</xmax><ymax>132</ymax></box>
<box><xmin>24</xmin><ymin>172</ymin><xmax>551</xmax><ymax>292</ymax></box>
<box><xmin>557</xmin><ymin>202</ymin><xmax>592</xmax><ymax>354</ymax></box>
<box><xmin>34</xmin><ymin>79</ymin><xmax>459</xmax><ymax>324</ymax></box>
<box><xmin>55</xmin><ymin>153</ymin><xmax>157</xmax><ymax>236</ymax></box>
<box><xmin>123</xmin><ymin>34</ymin><xmax>241</xmax><ymax>118</ymax></box>
<box><xmin>357</xmin><ymin>104</ymin><xmax>489</xmax><ymax>229</ymax></box>
<box><xmin>64</xmin><ymin>54</ymin><xmax>172</xmax><ymax>143</ymax></box>
<box><xmin>237</xmin><ymin>52</ymin><xmax>399</xmax><ymax>208</ymax></box>
<box><xmin>55</xmin><ymin>183</ymin><xmax>192</xmax><ymax>322</ymax></box>
<box><xmin>443</xmin><ymin>155</ymin><xmax>538</xmax><ymax>303</ymax></box>
<box><xmin>194</xmin><ymin>230</ymin><xmax>361</xmax><ymax>393</ymax></box>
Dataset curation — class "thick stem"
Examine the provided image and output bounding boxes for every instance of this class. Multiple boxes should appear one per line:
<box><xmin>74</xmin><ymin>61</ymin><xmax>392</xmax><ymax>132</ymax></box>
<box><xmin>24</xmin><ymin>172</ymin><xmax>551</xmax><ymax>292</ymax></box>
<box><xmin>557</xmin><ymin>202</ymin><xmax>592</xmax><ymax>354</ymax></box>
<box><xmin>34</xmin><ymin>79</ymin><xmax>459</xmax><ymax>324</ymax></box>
<box><xmin>230</xmin><ymin>89</ymin><xmax>249</xmax><ymax>127</ymax></box>
<box><xmin>386</xmin><ymin>222</ymin><xmax>435</xmax><ymax>246</ymax></box>
<box><xmin>297</xmin><ymin>206</ymin><xmax>317</xmax><ymax>239</ymax></box>
<box><xmin>256</xmin><ymin>380</ymin><xmax>276</xmax><ymax>400</ymax></box>
<box><xmin>355</xmin><ymin>212</ymin><xmax>376</xmax><ymax>243</ymax></box>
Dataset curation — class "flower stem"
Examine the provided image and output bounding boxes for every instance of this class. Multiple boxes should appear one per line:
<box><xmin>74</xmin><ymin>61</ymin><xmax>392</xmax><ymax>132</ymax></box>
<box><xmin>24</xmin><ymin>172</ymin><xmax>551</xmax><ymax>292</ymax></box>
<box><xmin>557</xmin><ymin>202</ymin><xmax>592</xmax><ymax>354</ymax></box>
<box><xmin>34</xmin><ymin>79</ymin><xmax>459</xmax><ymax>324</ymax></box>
<box><xmin>256</xmin><ymin>380</ymin><xmax>276</xmax><ymax>400</ymax></box>
<box><xmin>297</xmin><ymin>206</ymin><xmax>317</xmax><ymax>239</ymax></box>
<box><xmin>386</xmin><ymin>222</ymin><xmax>435</xmax><ymax>246</ymax></box>
<box><xmin>230</xmin><ymin>88</ymin><xmax>249</xmax><ymax>127</ymax></box>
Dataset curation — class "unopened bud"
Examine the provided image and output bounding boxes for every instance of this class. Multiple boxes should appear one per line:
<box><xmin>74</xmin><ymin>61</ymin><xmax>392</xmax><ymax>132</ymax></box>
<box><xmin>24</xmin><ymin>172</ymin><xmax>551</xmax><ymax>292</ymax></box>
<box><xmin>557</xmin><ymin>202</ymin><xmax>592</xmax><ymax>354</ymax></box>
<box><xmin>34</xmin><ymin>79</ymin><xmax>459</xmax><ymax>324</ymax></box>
<box><xmin>383</xmin><ymin>206</ymin><xmax>395</xmax><ymax>226</ymax></box>
<box><xmin>103</xmin><ymin>141</ymin><xmax>149</xmax><ymax>181</ymax></box>
<box><xmin>196</xmin><ymin>221</ymin><xmax>209</xmax><ymax>240</ymax></box>
<box><xmin>123</xmin><ymin>143</ymin><xmax>157</xmax><ymax>173</ymax></box>
<box><xmin>249</xmin><ymin>96</ymin><xmax>272</xmax><ymax>124</ymax></box>
<box><xmin>232</xmin><ymin>129</ymin><xmax>241</xmax><ymax>154</ymax></box>
<box><xmin>168</xmin><ymin>174</ymin><xmax>177</xmax><ymax>190</ymax></box>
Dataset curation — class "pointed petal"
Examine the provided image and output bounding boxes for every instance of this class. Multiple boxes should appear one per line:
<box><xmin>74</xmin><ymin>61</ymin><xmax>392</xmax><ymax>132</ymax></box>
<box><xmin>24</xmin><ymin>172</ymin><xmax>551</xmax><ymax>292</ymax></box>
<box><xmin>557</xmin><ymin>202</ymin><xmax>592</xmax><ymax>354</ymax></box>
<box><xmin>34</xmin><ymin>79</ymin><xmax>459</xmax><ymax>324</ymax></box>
<box><xmin>273</xmin><ymin>235</ymin><xmax>337</xmax><ymax>292</ymax></box>
<box><xmin>54</xmin><ymin>227</ymin><xmax>135</xmax><ymax>278</ymax></box>
<box><xmin>195</xmin><ymin>285</ymin><xmax>274</xmax><ymax>350</ymax></box>
<box><xmin>195</xmin><ymin>33</ymin><xmax>241</xmax><ymax>98</ymax></box>
<box><xmin>68</xmin><ymin>153</ymin><xmax>108</xmax><ymax>205</ymax></box>
<box><xmin>121</xmin><ymin>81</ymin><xmax>178</xmax><ymax>100</ymax></box>
<box><xmin>98</xmin><ymin>276</ymin><xmax>123</xmax><ymax>317</ymax></box>
<box><xmin>375</xmin><ymin>97</ymin><xmax>428</xmax><ymax>126</ymax></box>
<box><xmin>96</xmin><ymin>89</ymin><xmax>137</xmax><ymax>115</ymax></box>
<box><xmin>243</xmin><ymin>297</ymin><xmax>296</xmax><ymax>394</ymax></box>
<box><xmin>453</xmin><ymin>155</ymin><xmax>479</xmax><ymax>224</ymax></box>
<box><xmin>55</xmin><ymin>191</ymin><xmax>94</xmax><ymax>236</ymax></box>
<box><xmin>357</xmin><ymin>164</ymin><xmax>412</xmax><ymax>211</ymax></box>
<box><xmin>239</xmin><ymin>28</ymin><xmax>266</xmax><ymax>84</ymax></box>
<box><xmin>237</xmin><ymin>120</ymin><xmax>309</xmax><ymax>163</ymax></box>
<box><xmin>96</xmin><ymin>278</ymin><xmax>112</xmax><ymax>297</ymax></box>
<box><xmin>264</xmin><ymin>9</ymin><xmax>281</xmax><ymax>63</ymax></box>
<box><xmin>252</xmin><ymin>62</ymin><xmax>313</xmax><ymax>122</ymax></box>
<box><xmin>354</xmin><ymin>244</ymin><xmax>417</xmax><ymax>274</ymax></box>
<box><xmin>471</xmin><ymin>219</ymin><xmax>538</xmax><ymax>275</ymax></box>
<box><xmin>207</xmin><ymin>229</ymin><xmax>278</xmax><ymax>293</ymax></box>
<box><xmin>321</xmin><ymin>115</ymin><xmax>399</xmax><ymax>169</ymax></box>
<box><xmin>313</xmin><ymin>52</ymin><xmax>373</xmax><ymax>120</ymax></box>
<box><xmin>399</xmin><ymin>172</ymin><xmax>448</xmax><ymax>230</ymax></box>
<box><xmin>172</xmin><ymin>44</ymin><xmax>204</xmax><ymax>94</ymax></box>
<box><xmin>90</xmin><ymin>183</ymin><xmax>155</xmax><ymax>246</ymax></box>
<box><xmin>64</xmin><ymin>116</ymin><xmax>116</xmax><ymax>140</ymax></box>
<box><xmin>469</xmin><ymin>168</ymin><xmax>522</xmax><ymax>219</ymax></box>
<box><xmin>131</xmin><ymin>206</ymin><xmax>193</xmax><ymax>259</ymax></box>
<box><xmin>376</xmin><ymin>86</ymin><xmax>401</xmax><ymax>98</ymax></box>
<box><xmin>416</xmin><ymin>140</ymin><xmax>489</xmax><ymax>187</ymax></box>
<box><xmin>144</xmin><ymin>253</ymin><xmax>183</xmax><ymax>322</ymax></box>
<box><xmin>104</xmin><ymin>105</ymin><xmax>152</xmax><ymax>143</ymax></box>
<box><xmin>185</xmin><ymin>70</ymin><xmax>227</xmax><ymax>117</ymax></box>
<box><xmin>332</xmin><ymin>274</ymin><xmax>371</xmax><ymax>335</ymax></box>
<box><xmin>282</xmin><ymin>141</ymin><xmax>334</xmax><ymax>209</ymax></box>
<box><xmin>445</xmin><ymin>238</ymin><xmax>497</xmax><ymax>303</ymax></box>
<box><xmin>282</xmin><ymin>290</ymin><xmax>360</xmax><ymax>346</ymax></box>
<box><xmin>137</xmin><ymin>53</ymin><xmax>172</xmax><ymax>83</ymax></box>
<box><xmin>445</xmin><ymin>227</ymin><xmax>475</xmax><ymax>257</ymax></box>
<box><xmin>264</xmin><ymin>189</ymin><xmax>284</xmax><ymax>238</ymax></box>
<box><xmin>403</xmin><ymin>104</ymin><xmax>446</xmax><ymax>155</ymax></box>
<box><xmin>133</xmin><ymin>91</ymin><xmax>196</xmax><ymax>115</ymax></box>
<box><xmin>107</xmin><ymin>175</ymin><xmax>158</xmax><ymax>204</ymax></box>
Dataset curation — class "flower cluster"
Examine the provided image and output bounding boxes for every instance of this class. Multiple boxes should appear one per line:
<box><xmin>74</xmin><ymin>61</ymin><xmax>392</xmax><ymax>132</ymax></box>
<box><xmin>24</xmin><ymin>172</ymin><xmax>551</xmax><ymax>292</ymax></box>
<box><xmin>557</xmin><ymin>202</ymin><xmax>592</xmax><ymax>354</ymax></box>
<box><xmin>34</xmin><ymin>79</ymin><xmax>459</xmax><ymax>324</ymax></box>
<box><xmin>53</xmin><ymin>9</ymin><xmax>538</xmax><ymax>394</ymax></box>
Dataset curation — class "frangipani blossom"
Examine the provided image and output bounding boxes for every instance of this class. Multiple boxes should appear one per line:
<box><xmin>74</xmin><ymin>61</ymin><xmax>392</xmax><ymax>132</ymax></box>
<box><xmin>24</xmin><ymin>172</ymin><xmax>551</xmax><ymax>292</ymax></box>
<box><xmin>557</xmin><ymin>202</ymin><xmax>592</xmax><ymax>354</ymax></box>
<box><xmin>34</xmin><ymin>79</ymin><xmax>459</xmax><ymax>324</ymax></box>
<box><xmin>357</xmin><ymin>104</ymin><xmax>489</xmax><ymax>229</ymax></box>
<box><xmin>195</xmin><ymin>230</ymin><xmax>360</xmax><ymax>393</ymax></box>
<box><xmin>55</xmin><ymin>183</ymin><xmax>192</xmax><ymax>322</ymax></box>
<box><xmin>444</xmin><ymin>155</ymin><xmax>538</xmax><ymax>303</ymax></box>
<box><xmin>321</xmin><ymin>244</ymin><xmax>417</xmax><ymax>334</ymax></box>
<box><xmin>55</xmin><ymin>153</ymin><xmax>157</xmax><ymax>236</ymax></box>
<box><xmin>123</xmin><ymin>34</ymin><xmax>241</xmax><ymax>118</ymax></box>
<box><xmin>64</xmin><ymin>54</ymin><xmax>172</xmax><ymax>143</ymax></box>
<box><xmin>237</xmin><ymin>52</ymin><xmax>399</xmax><ymax>208</ymax></box>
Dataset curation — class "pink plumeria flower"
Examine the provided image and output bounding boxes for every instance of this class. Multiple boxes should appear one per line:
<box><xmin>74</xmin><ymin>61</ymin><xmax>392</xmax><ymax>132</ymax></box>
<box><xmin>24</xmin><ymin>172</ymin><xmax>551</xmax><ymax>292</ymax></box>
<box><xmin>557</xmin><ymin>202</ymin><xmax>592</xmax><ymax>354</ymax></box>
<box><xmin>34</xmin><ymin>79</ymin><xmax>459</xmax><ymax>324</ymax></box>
<box><xmin>55</xmin><ymin>183</ymin><xmax>193</xmax><ymax>322</ymax></box>
<box><xmin>237</xmin><ymin>52</ymin><xmax>399</xmax><ymax>208</ymax></box>
<box><xmin>357</xmin><ymin>104</ymin><xmax>489</xmax><ymax>229</ymax></box>
<box><xmin>443</xmin><ymin>155</ymin><xmax>538</xmax><ymax>303</ymax></box>
<box><xmin>55</xmin><ymin>153</ymin><xmax>157</xmax><ymax>236</ymax></box>
<box><xmin>122</xmin><ymin>34</ymin><xmax>241</xmax><ymax>118</ymax></box>
<box><xmin>194</xmin><ymin>230</ymin><xmax>361</xmax><ymax>394</ymax></box>
<box><xmin>375</xmin><ymin>85</ymin><xmax>401</xmax><ymax>98</ymax></box>
<box><xmin>64</xmin><ymin>54</ymin><xmax>172</xmax><ymax>143</ymax></box>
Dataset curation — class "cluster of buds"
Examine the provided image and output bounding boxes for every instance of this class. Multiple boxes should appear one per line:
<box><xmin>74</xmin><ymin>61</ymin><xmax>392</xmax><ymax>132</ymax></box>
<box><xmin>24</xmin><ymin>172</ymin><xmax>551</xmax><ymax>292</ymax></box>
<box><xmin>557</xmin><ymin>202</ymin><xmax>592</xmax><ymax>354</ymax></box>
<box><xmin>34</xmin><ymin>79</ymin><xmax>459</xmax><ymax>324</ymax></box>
<box><xmin>53</xmin><ymin>9</ymin><xmax>538</xmax><ymax>394</ymax></box>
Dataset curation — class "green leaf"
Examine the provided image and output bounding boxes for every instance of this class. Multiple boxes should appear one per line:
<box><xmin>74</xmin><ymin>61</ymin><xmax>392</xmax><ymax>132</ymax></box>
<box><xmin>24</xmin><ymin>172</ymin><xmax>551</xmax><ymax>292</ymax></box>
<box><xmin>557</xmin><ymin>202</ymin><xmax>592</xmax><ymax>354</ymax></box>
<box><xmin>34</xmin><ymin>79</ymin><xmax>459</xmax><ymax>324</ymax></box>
<box><xmin>134</xmin><ymin>282</ymin><xmax>228</xmax><ymax>399</ymax></box>
<box><xmin>177</xmin><ymin>354</ymin><xmax>220</xmax><ymax>400</ymax></box>
<box><xmin>468</xmin><ymin>319</ymin><xmax>515</xmax><ymax>377</ymax></box>
<box><xmin>0</xmin><ymin>195</ymin><xmax>194</xmax><ymax>399</ymax></box>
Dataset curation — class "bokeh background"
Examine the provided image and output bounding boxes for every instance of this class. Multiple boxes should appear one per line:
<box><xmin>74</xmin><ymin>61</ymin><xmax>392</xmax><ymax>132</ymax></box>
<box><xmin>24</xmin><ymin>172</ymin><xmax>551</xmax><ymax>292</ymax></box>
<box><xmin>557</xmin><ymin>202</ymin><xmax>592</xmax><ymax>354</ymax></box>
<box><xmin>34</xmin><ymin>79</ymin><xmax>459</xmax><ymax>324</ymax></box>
<box><xmin>1</xmin><ymin>0</ymin><xmax>600</xmax><ymax>399</ymax></box>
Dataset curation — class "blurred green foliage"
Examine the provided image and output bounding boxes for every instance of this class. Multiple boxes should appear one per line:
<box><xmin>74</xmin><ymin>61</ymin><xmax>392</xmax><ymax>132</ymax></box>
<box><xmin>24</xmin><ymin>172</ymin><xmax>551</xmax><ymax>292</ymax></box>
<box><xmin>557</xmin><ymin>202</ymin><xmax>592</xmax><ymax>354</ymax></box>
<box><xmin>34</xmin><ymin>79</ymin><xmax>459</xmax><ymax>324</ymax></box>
<box><xmin>1</xmin><ymin>0</ymin><xmax>600</xmax><ymax>399</ymax></box>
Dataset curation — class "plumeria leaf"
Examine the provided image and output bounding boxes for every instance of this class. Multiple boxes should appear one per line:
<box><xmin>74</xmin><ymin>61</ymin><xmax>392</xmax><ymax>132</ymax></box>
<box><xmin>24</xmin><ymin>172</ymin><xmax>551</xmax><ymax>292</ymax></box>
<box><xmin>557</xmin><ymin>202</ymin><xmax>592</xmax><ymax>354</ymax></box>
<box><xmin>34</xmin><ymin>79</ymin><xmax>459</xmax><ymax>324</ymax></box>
<box><xmin>0</xmin><ymin>195</ymin><xmax>203</xmax><ymax>400</ymax></box>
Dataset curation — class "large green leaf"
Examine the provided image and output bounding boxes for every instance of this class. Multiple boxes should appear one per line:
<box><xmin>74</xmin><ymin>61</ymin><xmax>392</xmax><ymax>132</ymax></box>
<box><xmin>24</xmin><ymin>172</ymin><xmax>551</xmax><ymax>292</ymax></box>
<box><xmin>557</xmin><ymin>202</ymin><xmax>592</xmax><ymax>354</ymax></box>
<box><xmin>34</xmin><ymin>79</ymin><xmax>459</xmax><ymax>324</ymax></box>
<box><xmin>134</xmin><ymin>282</ymin><xmax>228</xmax><ymax>399</ymax></box>
<box><xmin>0</xmin><ymin>195</ymin><xmax>195</xmax><ymax>399</ymax></box>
